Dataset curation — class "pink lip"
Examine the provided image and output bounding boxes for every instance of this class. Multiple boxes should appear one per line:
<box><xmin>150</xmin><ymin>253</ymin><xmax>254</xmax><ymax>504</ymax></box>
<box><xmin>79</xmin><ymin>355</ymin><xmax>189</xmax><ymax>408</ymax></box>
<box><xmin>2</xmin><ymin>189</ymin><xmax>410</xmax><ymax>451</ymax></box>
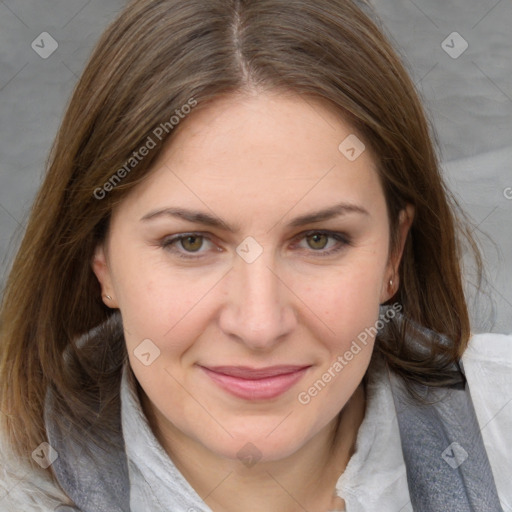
<box><xmin>199</xmin><ymin>365</ymin><xmax>311</xmax><ymax>400</ymax></box>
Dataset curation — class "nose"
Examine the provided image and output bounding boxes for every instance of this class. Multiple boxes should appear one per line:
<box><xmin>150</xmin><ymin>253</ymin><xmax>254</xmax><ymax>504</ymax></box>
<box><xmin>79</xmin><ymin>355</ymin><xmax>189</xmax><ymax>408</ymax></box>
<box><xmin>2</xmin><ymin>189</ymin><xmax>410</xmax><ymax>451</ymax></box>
<box><xmin>218</xmin><ymin>250</ymin><xmax>297</xmax><ymax>351</ymax></box>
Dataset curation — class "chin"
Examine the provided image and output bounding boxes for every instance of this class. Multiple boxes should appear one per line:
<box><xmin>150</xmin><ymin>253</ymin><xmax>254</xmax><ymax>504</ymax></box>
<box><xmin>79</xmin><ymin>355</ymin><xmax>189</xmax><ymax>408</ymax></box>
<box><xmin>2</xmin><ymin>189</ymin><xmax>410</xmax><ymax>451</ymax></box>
<box><xmin>201</xmin><ymin>421</ymin><xmax>314</xmax><ymax>465</ymax></box>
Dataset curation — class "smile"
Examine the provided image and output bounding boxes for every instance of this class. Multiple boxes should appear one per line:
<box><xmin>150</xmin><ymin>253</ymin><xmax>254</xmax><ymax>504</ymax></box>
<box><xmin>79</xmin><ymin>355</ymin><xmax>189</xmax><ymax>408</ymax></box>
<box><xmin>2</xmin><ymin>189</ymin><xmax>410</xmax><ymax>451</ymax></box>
<box><xmin>198</xmin><ymin>365</ymin><xmax>311</xmax><ymax>400</ymax></box>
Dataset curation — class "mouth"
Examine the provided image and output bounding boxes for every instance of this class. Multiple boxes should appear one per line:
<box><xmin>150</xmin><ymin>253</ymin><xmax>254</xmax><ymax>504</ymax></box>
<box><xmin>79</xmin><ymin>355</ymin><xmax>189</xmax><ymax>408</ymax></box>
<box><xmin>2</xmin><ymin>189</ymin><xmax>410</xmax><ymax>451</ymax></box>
<box><xmin>198</xmin><ymin>365</ymin><xmax>311</xmax><ymax>401</ymax></box>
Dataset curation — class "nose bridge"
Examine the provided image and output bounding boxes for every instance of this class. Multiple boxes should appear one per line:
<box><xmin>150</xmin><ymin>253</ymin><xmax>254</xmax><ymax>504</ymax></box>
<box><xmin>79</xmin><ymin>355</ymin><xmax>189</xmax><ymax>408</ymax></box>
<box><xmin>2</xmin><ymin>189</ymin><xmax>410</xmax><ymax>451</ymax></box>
<box><xmin>241</xmin><ymin>252</ymin><xmax>280</xmax><ymax>316</ymax></box>
<box><xmin>219</xmin><ymin>247</ymin><xmax>295</xmax><ymax>347</ymax></box>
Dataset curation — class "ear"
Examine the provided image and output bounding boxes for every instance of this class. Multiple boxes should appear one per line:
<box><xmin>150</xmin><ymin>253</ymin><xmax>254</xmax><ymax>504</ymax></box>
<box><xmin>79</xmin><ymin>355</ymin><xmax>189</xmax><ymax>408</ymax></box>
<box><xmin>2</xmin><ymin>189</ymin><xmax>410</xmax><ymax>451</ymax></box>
<box><xmin>380</xmin><ymin>203</ymin><xmax>415</xmax><ymax>303</ymax></box>
<box><xmin>91</xmin><ymin>243</ymin><xmax>118</xmax><ymax>308</ymax></box>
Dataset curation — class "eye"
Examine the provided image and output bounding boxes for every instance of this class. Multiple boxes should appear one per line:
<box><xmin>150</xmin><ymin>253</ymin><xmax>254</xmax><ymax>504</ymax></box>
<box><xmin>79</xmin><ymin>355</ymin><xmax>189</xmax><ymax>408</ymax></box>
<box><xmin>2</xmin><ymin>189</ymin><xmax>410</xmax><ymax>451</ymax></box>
<box><xmin>160</xmin><ymin>233</ymin><xmax>217</xmax><ymax>259</ymax></box>
<box><xmin>294</xmin><ymin>230</ymin><xmax>351</xmax><ymax>256</ymax></box>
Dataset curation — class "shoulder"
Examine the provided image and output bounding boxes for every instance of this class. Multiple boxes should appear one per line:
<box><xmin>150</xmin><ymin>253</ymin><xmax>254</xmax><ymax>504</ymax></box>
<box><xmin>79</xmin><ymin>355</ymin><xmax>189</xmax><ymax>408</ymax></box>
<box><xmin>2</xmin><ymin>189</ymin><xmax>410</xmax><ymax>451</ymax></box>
<box><xmin>464</xmin><ymin>330</ymin><xmax>512</xmax><ymax>362</ymax></box>
<box><xmin>461</xmin><ymin>331</ymin><xmax>512</xmax><ymax>506</ymax></box>
<box><xmin>462</xmin><ymin>331</ymin><xmax>512</xmax><ymax>395</ymax></box>
<box><xmin>0</xmin><ymin>433</ymin><xmax>77</xmax><ymax>512</ymax></box>
<box><xmin>461</xmin><ymin>330</ymin><xmax>512</xmax><ymax>423</ymax></box>
<box><xmin>461</xmin><ymin>330</ymin><xmax>512</xmax><ymax>427</ymax></box>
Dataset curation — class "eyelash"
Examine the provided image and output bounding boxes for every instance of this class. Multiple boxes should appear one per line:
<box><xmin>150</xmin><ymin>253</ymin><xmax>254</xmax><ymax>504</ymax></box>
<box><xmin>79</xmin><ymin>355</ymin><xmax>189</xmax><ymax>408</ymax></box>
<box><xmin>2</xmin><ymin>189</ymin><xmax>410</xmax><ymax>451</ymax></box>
<box><xmin>159</xmin><ymin>230</ymin><xmax>352</xmax><ymax>260</ymax></box>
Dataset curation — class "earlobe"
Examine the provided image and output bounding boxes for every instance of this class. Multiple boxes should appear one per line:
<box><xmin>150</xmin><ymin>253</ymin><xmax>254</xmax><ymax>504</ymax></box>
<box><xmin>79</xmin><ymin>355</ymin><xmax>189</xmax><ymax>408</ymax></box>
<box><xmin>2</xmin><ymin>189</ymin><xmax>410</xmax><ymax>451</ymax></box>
<box><xmin>380</xmin><ymin>275</ymin><xmax>398</xmax><ymax>304</ymax></box>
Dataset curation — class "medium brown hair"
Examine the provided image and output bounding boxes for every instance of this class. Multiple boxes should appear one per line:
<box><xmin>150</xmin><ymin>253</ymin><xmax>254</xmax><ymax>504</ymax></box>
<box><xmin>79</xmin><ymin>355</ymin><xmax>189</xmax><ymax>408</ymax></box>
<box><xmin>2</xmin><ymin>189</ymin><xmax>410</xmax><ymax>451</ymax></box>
<box><xmin>0</xmin><ymin>0</ymin><xmax>483</xmax><ymax>473</ymax></box>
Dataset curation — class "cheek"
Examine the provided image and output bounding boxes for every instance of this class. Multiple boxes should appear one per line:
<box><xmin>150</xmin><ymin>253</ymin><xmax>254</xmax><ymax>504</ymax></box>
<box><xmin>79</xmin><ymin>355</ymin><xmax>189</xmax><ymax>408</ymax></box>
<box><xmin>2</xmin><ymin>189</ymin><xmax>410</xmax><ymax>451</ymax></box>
<box><xmin>296</xmin><ymin>272</ymin><xmax>380</xmax><ymax>421</ymax></box>
<box><xmin>111</xmin><ymin>245</ymin><xmax>204</xmax><ymax>336</ymax></box>
<box><xmin>290</xmin><ymin>248</ymin><xmax>386</xmax><ymax>408</ymax></box>
<box><xmin>121</xmin><ymin>269</ymin><xmax>203</xmax><ymax>421</ymax></box>
<box><xmin>293</xmin><ymin>252</ymin><xmax>386</xmax><ymax>333</ymax></box>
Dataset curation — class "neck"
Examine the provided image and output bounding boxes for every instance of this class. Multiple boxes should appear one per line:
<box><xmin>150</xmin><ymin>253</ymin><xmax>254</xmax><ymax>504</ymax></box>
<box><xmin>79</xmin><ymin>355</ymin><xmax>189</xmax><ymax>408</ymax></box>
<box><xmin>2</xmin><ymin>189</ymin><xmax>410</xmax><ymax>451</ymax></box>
<box><xmin>141</xmin><ymin>382</ymin><xmax>366</xmax><ymax>512</ymax></box>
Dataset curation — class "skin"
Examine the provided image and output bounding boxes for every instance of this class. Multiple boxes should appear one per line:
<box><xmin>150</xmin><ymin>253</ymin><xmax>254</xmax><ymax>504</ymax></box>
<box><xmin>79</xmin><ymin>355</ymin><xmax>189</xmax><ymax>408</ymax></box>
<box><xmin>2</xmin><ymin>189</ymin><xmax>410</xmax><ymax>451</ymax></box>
<box><xmin>92</xmin><ymin>91</ymin><xmax>414</xmax><ymax>512</ymax></box>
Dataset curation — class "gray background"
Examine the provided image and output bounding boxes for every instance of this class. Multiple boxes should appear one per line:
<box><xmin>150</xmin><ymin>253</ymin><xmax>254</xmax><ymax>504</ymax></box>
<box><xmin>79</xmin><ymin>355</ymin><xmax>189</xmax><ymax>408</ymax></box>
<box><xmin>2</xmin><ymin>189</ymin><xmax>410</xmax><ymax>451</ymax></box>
<box><xmin>0</xmin><ymin>0</ymin><xmax>511</xmax><ymax>333</ymax></box>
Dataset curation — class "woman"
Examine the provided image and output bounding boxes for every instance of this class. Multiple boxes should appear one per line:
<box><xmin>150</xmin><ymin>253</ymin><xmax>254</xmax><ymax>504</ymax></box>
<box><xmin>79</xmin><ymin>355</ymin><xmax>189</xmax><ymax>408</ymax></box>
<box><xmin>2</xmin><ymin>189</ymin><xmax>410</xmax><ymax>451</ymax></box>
<box><xmin>0</xmin><ymin>0</ymin><xmax>510</xmax><ymax>511</ymax></box>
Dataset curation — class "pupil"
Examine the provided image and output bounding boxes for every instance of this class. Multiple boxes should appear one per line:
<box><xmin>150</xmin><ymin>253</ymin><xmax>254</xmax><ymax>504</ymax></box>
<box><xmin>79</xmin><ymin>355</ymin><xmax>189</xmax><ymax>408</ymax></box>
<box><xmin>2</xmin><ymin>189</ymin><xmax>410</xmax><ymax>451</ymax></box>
<box><xmin>183</xmin><ymin>236</ymin><xmax>202</xmax><ymax>251</ymax></box>
<box><xmin>309</xmin><ymin>234</ymin><xmax>327</xmax><ymax>249</ymax></box>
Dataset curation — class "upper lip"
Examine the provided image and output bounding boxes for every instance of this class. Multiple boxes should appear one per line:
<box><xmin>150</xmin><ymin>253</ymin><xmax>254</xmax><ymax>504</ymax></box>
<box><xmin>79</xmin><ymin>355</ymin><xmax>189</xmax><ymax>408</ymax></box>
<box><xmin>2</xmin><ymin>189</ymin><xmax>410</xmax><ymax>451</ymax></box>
<box><xmin>200</xmin><ymin>365</ymin><xmax>311</xmax><ymax>379</ymax></box>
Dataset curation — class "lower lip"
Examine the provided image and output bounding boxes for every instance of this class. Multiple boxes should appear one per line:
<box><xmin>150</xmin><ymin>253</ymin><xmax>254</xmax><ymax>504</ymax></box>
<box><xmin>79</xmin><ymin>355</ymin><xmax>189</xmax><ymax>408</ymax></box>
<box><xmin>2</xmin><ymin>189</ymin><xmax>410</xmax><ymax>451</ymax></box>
<box><xmin>200</xmin><ymin>367</ymin><xmax>310</xmax><ymax>400</ymax></box>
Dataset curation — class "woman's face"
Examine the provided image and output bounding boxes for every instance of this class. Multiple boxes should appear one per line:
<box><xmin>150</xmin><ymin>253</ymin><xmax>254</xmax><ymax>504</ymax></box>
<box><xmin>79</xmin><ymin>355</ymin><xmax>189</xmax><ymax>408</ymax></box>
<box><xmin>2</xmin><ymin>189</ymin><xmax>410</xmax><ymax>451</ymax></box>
<box><xmin>93</xmin><ymin>91</ymin><xmax>411</xmax><ymax>463</ymax></box>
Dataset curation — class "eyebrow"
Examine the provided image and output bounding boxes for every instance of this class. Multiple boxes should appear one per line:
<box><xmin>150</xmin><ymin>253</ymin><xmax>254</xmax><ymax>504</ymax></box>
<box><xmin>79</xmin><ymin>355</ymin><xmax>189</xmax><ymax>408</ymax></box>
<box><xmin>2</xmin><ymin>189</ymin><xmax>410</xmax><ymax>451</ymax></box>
<box><xmin>140</xmin><ymin>201</ymin><xmax>369</xmax><ymax>232</ymax></box>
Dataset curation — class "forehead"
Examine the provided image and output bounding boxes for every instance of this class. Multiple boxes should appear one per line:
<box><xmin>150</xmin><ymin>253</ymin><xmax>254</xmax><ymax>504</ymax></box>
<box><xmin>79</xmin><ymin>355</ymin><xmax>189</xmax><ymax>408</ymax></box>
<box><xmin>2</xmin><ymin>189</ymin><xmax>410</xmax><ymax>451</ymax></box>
<box><xmin>162</xmin><ymin>91</ymin><xmax>374</xmax><ymax>172</ymax></box>
<box><xmin>115</xmin><ymin>91</ymin><xmax>384</xmax><ymax>222</ymax></box>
